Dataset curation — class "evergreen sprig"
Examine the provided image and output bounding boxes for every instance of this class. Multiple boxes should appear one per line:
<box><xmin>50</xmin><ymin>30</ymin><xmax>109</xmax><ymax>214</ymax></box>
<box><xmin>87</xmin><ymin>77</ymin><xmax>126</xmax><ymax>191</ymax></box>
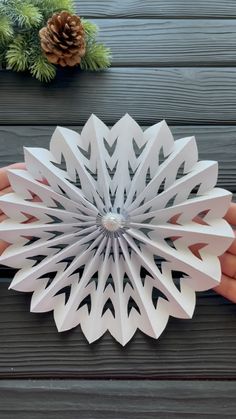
<box><xmin>81</xmin><ymin>43</ymin><xmax>111</xmax><ymax>72</ymax></box>
<box><xmin>80</xmin><ymin>19</ymin><xmax>111</xmax><ymax>71</ymax></box>
<box><xmin>30</xmin><ymin>52</ymin><xmax>56</xmax><ymax>82</ymax></box>
<box><xmin>6</xmin><ymin>34</ymin><xmax>30</xmax><ymax>71</ymax></box>
<box><xmin>0</xmin><ymin>15</ymin><xmax>13</xmax><ymax>43</ymax></box>
<box><xmin>81</xmin><ymin>18</ymin><xmax>98</xmax><ymax>39</ymax></box>
<box><xmin>9</xmin><ymin>1</ymin><xmax>43</xmax><ymax>27</ymax></box>
<box><xmin>34</xmin><ymin>0</ymin><xmax>74</xmax><ymax>19</ymax></box>
<box><xmin>0</xmin><ymin>0</ymin><xmax>111</xmax><ymax>82</ymax></box>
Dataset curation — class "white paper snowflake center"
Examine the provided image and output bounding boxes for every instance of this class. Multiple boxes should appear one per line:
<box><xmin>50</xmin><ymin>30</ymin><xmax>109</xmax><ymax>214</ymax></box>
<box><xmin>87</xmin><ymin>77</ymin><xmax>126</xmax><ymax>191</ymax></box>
<box><xmin>101</xmin><ymin>212</ymin><xmax>125</xmax><ymax>231</ymax></box>
<box><xmin>0</xmin><ymin>114</ymin><xmax>233</xmax><ymax>346</ymax></box>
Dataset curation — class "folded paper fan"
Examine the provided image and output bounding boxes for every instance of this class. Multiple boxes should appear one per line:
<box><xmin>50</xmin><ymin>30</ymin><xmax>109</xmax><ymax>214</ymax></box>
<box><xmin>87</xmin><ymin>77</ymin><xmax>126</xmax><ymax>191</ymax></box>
<box><xmin>0</xmin><ymin>114</ymin><xmax>234</xmax><ymax>345</ymax></box>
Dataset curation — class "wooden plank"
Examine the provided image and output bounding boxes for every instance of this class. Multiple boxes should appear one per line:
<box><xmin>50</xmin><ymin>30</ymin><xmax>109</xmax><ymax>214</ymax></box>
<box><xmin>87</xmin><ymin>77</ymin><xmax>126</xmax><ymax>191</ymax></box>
<box><xmin>1</xmin><ymin>68</ymin><xmax>236</xmax><ymax>125</ymax></box>
<box><xmin>3</xmin><ymin>19</ymin><xmax>236</xmax><ymax>67</ymax></box>
<box><xmin>1</xmin><ymin>380</ymin><xmax>236</xmax><ymax>419</ymax></box>
<box><xmin>0</xmin><ymin>125</ymin><xmax>235</xmax><ymax>190</ymax></box>
<box><xmin>95</xmin><ymin>19</ymin><xmax>236</xmax><ymax>66</ymax></box>
<box><xmin>77</xmin><ymin>0</ymin><xmax>236</xmax><ymax>18</ymax></box>
<box><xmin>0</xmin><ymin>283</ymin><xmax>236</xmax><ymax>379</ymax></box>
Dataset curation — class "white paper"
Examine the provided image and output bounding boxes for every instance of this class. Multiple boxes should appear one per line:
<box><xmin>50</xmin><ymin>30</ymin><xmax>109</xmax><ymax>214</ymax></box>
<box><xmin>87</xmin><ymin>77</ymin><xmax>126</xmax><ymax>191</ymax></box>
<box><xmin>0</xmin><ymin>114</ymin><xmax>234</xmax><ymax>345</ymax></box>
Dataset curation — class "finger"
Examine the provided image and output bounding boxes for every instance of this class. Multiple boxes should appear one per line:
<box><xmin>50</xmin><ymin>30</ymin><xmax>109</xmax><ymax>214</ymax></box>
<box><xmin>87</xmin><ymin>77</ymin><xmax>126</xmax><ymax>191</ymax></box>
<box><xmin>0</xmin><ymin>186</ymin><xmax>12</xmax><ymax>196</ymax></box>
<box><xmin>0</xmin><ymin>186</ymin><xmax>13</xmax><ymax>215</ymax></box>
<box><xmin>0</xmin><ymin>181</ymin><xmax>44</xmax><ymax>216</ymax></box>
<box><xmin>0</xmin><ymin>214</ymin><xmax>7</xmax><ymax>223</ymax></box>
<box><xmin>214</xmin><ymin>273</ymin><xmax>236</xmax><ymax>303</ymax></box>
<box><xmin>0</xmin><ymin>214</ymin><xmax>10</xmax><ymax>254</ymax></box>
<box><xmin>225</xmin><ymin>230</ymin><xmax>236</xmax><ymax>256</ymax></box>
<box><xmin>0</xmin><ymin>240</ymin><xmax>10</xmax><ymax>256</ymax></box>
<box><xmin>0</xmin><ymin>212</ymin><xmax>37</xmax><ymax>228</ymax></box>
<box><xmin>219</xmin><ymin>252</ymin><xmax>236</xmax><ymax>277</ymax></box>
<box><xmin>0</xmin><ymin>212</ymin><xmax>37</xmax><ymax>255</ymax></box>
<box><xmin>224</xmin><ymin>202</ymin><xmax>236</xmax><ymax>226</ymax></box>
<box><xmin>0</xmin><ymin>163</ymin><xmax>26</xmax><ymax>191</ymax></box>
<box><xmin>0</xmin><ymin>187</ymin><xmax>42</xmax><ymax>201</ymax></box>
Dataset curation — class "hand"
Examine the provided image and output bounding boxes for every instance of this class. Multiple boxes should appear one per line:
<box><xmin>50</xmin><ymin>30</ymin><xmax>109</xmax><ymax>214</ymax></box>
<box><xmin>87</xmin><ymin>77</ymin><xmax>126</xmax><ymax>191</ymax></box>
<box><xmin>214</xmin><ymin>203</ymin><xmax>236</xmax><ymax>302</ymax></box>
<box><xmin>0</xmin><ymin>163</ymin><xmax>26</xmax><ymax>255</ymax></box>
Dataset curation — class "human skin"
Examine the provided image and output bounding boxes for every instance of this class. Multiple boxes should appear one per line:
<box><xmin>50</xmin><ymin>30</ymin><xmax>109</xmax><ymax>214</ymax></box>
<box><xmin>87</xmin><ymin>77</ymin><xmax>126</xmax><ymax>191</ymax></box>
<box><xmin>0</xmin><ymin>163</ymin><xmax>235</xmax><ymax>302</ymax></box>
<box><xmin>214</xmin><ymin>204</ymin><xmax>236</xmax><ymax>302</ymax></box>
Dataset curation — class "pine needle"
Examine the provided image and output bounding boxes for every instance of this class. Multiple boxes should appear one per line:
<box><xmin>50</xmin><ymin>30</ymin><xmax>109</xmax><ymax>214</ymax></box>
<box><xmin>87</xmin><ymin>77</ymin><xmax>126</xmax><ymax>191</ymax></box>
<box><xmin>34</xmin><ymin>0</ymin><xmax>75</xmax><ymax>18</ymax></box>
<box><xmin>80</xmin><ymin>42</ymin><xmax>111</xmax><ymax>71</ymax></box>
<box><xmin>81</xmin><ymin>19</ymin><xmax>98</xmax><ymax>40</ymax></box>
<box><xmin>6</xmin><ymin>35</ymin><xmax>30</xmax><ymax>71</ymax></box>
<box><xmin>30</xmin><ymin>53</ymin><xmax>56</xmax><ymax>82</ymax></box>
<box><xmin>9</xmin><ymin>2</ymin><xmax>43</xmax><ymax>27</ymax></box>
<box><xmin>0</xmin><ymin>15</ymin><xmax>13</xmax><ymax>43</ymax></box>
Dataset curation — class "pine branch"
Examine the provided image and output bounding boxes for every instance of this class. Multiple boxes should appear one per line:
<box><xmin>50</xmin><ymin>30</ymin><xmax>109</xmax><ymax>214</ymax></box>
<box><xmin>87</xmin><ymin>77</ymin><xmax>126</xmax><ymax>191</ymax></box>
<box><xmin>34</xmin><ymin>0</ymin><xmax>75</xmax><ymax>19</ymax></box>
<box><xmin>80</xmin><ymin>42</ymin><xmax>111</xmax><ymax>71</ymax></box>
<box><xmin>6</xmin><ymin>34</ymin><xmax>30</xmax><ymax>71</ymax></box>
<box><xmin>0</xmin><ymin>14</ymin><xmax>14</xmax><ymax>44</ymax></box>
<box><xmin>6</xmin><ymin>1</ymin><xmax>43</xmax><ymax>28</ymax></box>
<box><xmin>30</xmin><ymin>52</ymin><xmax>56</xmax><ymax>82</ymax></box>
<box><xmin>0</xmin><ymin>47</ymin><xmax>6</xmax><ymax>68</ymax></box>
<box><xmin>81</xmin><ymin>19</ymin><xmax>98</xmax><ymax>40</ymax></box>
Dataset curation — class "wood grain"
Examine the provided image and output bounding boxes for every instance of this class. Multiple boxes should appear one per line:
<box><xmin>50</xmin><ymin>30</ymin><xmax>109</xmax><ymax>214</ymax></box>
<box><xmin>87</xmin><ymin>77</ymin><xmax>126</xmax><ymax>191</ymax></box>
<box><xmin>2</xmin><ymin>68</ymin><xmax>236</xmax><ymax>124</ymax></box>
<box><xmin>1</xmin><ymin>380</ymin><xmax>236</xmax><ymax>419</ymax></box>
<box><xmin>0</xmin><ymin>0</ymin><xmax>236</xmax><ymax>401</ymax></box>
<box><xmin>3</xmin><ymin>19</ymin><xmax>236</xmax><ymax>67</ymax></box>
<box><xmin>0</xmin><ymin>125</ymin><xmax>235</xmax><ymax>190</ymax></box>
<box><xmin>0</xmin><ymin>283</ymin><xmax>235</xmax><ymax>379</ymax></box>
<box><xmin>77</xmin><ymin>0</ymin><xmax>236</xmax><ymax>18</ymax></box>
<box><xmin>95</xmin><ymin>19</ymin><xmax>236</xmax><ymax>66</ymax></box>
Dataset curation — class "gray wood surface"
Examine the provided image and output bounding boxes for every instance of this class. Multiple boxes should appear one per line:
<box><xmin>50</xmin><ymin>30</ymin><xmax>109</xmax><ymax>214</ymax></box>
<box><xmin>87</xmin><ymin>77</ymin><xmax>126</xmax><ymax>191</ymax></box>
<box><xmin>96</xmin><ymin>19</ymin><xmax>236</xmax><ymax>66</ymax></box>
<box><xmin>4</xmin><ymin>19</ymin><xmax>236</xmax><ymax>67</ymax></box>
<box><xmin>2</xmin><ymin>68</ymin><xmax>236</xmax><ymax>124</ymax></box>
<box><xmin>0</xmin><ymin>283</ymin><xmax>235</xmax><ymax>379</ymax></box>
<box><xmin>0</xmin><ymin>125</ymin><xmax>235</xmax><ymax>190</ymax></box>
<box><xmin>78</xmin><ymin>0</ymin><xmax>236</xmax><ymax>18</ymax></box>
<box><xmin>1</xmin><ymin>380</ymin><xmax>236</xmax><ymax>419</ymax></box>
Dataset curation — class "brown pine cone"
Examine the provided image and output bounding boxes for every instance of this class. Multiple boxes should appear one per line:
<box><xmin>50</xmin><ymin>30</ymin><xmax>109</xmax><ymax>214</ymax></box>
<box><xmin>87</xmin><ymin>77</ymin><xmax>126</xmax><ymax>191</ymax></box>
<box><xmin>39</xmin><ymin>11</ymin><xmax>86</xmax><ymax>67</ymax></box>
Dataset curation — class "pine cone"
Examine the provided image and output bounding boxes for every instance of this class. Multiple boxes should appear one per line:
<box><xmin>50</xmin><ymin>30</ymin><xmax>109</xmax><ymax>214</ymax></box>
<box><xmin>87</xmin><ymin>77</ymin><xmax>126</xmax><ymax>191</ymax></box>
<box><xmin>39</xmin><ymin>11</ymin><xmax>86</xmax><ymax>67</ymax></box>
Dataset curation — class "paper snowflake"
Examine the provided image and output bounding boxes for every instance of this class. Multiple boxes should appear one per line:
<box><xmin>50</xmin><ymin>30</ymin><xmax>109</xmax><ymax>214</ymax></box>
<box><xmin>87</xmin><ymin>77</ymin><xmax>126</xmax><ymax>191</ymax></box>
<box><xmin>0</xmin><ymin>115</ymin><xmax>234</xmax><ymax>345</ymax></box>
